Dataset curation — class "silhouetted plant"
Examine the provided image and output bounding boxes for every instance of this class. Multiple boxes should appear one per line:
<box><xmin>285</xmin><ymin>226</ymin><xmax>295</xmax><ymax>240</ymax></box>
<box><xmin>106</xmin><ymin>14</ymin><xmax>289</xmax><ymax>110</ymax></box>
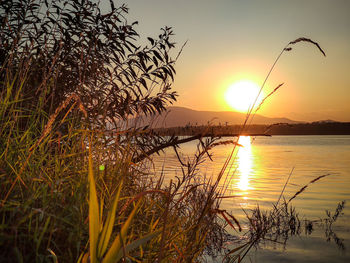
<box><xmin>0</xmin><ymin>1</ymin><xmax>232</xmax><ymax>262</ymax></box>
<box><xmin>1</xmin><ymin>0</ymin><xmax>177</xmax><ymax>128</ymax></box>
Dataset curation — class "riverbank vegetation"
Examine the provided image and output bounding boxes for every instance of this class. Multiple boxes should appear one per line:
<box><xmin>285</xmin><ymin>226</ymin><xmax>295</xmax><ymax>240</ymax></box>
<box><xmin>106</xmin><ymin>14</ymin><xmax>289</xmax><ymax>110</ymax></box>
<box><xmin>155</xmin><ymin>122</ymin><xmax>350</xmax><ymax>137</ymax></box>
<box><xmin>0</xmin><ymin>1</ymin><xmax>339</xmax><ymax>262</ymax></box>
<box><xmin>0</xmin><ymin>1</ymin><xmax>234</xmax><ymax>261</ymax></box>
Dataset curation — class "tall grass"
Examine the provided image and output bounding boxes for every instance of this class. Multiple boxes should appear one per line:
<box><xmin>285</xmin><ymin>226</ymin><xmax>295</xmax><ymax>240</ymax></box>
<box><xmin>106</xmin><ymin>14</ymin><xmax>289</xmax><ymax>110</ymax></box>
<box><xmin>0</xmin><ymin>22</ymin><xmax>228</xmax><ymax>263</ymax></box>
<box><xmin>0</xmin><ymin>63</ymin><xmax>229</xmax><ymax>262</ymax></box>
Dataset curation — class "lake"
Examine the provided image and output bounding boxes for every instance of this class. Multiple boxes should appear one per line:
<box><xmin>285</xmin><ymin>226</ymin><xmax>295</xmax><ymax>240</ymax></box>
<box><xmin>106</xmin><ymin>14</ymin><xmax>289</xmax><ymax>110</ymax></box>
<box><xmin>152</xmin><ymin>135</ymin><xmax>350</xmax><ymax>262</ymax></box>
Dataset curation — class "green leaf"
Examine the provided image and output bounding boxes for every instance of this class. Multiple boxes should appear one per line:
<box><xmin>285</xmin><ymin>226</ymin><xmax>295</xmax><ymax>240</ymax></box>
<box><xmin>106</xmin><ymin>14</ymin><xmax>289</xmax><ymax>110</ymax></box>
<box><xmin>36</xmin><ymin>216</ymin><xmax>51</xmax><ymax>253</ymax></box>
<box><xmin>115</xmin><ymin>228</ymin><xmax>163</xmax><ymax>261</ymax></box>
<box><xmin>89</xmin><ymin>149</ymin><xmax>100</xmax><ymax>263</ymax></box>
<box><xmin>102</xmin><ymin>199</ymin><xmax>142</xmax><ymax>263</ymax></box>
<box><xmin>98</xmin><ymin>181</ymin><xmax>123</xmax><ymax>257</ymax></box>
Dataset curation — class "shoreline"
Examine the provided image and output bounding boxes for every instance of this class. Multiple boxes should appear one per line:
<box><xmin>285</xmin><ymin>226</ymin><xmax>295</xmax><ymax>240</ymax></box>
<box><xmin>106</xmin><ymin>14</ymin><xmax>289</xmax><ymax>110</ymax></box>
<box><xmin>154</xmin><ymin>122</ymin><xmax>350</xmax><ymax>136</ymax></box>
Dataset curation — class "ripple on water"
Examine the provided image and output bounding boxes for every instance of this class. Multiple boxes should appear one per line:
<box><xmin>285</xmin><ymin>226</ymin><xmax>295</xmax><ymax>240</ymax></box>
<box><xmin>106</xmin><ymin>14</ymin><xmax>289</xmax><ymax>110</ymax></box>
<box><xmin>152</xmin><ymin>135</ymin><xmax>350</xmax><ymax>262</ymax></box>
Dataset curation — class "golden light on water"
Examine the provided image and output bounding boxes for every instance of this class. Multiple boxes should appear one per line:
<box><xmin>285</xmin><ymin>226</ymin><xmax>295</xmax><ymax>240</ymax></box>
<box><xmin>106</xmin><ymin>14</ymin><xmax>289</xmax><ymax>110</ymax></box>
<box><xmin>237</xmin><ymin>136</ymin><xmax>253</xmax><ymax>192</ymax></box>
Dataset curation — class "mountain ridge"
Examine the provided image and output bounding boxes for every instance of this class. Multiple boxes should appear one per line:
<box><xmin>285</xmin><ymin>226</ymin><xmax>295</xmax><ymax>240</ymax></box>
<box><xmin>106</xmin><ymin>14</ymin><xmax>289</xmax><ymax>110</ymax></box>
<box><xmin>147</xmin><ymin>106</ymin><xmax>302</xmax><ymax>128</ymax></box>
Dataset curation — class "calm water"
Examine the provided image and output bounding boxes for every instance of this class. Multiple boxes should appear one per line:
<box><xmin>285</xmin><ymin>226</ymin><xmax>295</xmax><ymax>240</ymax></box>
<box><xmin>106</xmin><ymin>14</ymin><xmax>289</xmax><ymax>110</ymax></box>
<box><xmin>152</xmin><ymin>135</ymin><xmax>350</xmax><ymax>262</ymax></box>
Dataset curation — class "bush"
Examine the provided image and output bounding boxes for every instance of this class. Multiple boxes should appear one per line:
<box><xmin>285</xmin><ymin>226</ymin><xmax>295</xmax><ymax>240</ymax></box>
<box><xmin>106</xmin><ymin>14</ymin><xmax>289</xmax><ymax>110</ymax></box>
<box><xmin>0</xmin><ymin>1</ymin><xmax>230</xmax><ymax>262</ymax></box>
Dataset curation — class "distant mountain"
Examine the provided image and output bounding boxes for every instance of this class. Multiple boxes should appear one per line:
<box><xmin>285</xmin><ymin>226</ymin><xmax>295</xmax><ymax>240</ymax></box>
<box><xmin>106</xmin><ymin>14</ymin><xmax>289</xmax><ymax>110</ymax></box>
<box><xmin>141</xmin><ymin>106</ymin><xmax>301</xmax><ymax>128</ymax></box>
<box><xmin>282</xmin><ymin>111</ymin><xmax>346</xmax><ymax>123</ymax></box>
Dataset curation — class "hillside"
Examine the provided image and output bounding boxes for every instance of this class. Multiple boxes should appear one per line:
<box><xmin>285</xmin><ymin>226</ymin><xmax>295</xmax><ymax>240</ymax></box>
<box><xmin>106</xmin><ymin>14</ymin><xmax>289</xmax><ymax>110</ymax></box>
<box><xmin>142</xmin><ymin>106</ymin><xmax>301</xmax><ymax>128</ymax></box>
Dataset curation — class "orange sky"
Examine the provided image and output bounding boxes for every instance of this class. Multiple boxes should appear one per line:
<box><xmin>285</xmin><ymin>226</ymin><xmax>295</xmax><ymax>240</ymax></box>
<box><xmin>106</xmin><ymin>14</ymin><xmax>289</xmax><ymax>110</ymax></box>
<box><xmin>125</xmin><ymin>0</ymin><xmax>350</xmax><ymax>122</ymax></box>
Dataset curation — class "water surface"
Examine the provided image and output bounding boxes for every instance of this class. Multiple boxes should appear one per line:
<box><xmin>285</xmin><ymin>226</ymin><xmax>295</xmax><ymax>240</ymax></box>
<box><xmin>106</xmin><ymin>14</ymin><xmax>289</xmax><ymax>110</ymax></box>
<box><xmin>152</xmin><ymin>135</ymin><xmax>350</xmax><ymax>262</ymax></box>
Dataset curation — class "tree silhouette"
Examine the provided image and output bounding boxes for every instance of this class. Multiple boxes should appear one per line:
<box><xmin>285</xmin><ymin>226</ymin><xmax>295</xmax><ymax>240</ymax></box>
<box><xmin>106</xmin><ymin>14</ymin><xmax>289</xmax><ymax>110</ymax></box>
<box><xmin>1</xmin><ymin>0</ymin><xmax>177</xmax><ymax>128</ymax></box>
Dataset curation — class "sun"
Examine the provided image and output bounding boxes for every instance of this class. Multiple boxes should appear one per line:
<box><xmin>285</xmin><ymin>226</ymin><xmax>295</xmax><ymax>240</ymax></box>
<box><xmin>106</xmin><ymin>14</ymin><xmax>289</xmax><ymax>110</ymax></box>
<box><xmin>225</xmin><ymin>80</ymin><xmax>263</xmax><ymax>112</ymax></box>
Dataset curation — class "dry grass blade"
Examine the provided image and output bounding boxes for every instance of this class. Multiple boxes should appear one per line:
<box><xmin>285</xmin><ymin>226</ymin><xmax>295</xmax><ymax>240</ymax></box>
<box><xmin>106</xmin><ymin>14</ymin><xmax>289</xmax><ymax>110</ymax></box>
<box><xmin>175</xmin><ymin>184</ymin><xmax>201</xmax><ymax>206</ymax></box>
<box><xmin>288</xmin><ymin>174</ymin><xmax>330</xmax><ymax>204</ymax></box>
<box><xmin>217</xmin><ymin>195</ymin><xmax>240</xmax><ymax>199</ymax></box>
<box><xmin>255</xmin><ymin>83</ymin><xmax>284</xmax><ymax>113</ymax></box>
<box><xmin>30</xmin><ymin>93</ymin><xmax>87</xmax><ymax>152</ymax></box>
<box><xmin>288</xmin><ymin>37</ymin><xmax>326</xmax><ymax>57</ymax></box>
<box><xmin>208</xmin><ymin>140</ymin><xmax>242</xmax><ymax>150</ymax></box>
<box><xmin>223</xmin><ymin>243</ymin><xmax>249</xmax><ymax>261</ymax></box>
<box><xmin>221</xmin><ymin>212</ymin><xmax>237</xmax><ymax>231</ymax></box>
<box><xmin>277</xmin><ymin>167</ymin><xmax>294</xmax><ymax>206</ymax></box>
<box><xmin>225</xmin><ymin>211</ymin><xmax>242</xmax><ymax>232</ymax></box>
<box><xmin>310</xmin><ymin>174</ymin><xmax>329</xmax><ymax>183</ymax></box>
<box><xmin>118</xmin><ymin>190</ymin><xmax>168</xmax><ymax>216</ymax></box>
<box><xmin>212</xmin><ymin>209</ymin><xmax>242</xmax><ymax>232</ymax></box>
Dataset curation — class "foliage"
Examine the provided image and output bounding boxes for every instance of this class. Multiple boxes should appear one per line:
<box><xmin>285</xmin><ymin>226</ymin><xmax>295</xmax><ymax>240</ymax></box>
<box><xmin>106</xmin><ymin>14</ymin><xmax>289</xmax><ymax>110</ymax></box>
<box><xmin>0</xmin><ymin>1</ymin><xmax>231</xmax><ymax>262</ymax></box>
<box><xmin>1</xmin><ymin>0</ymin><xmax>177</xmax><ymax>126</ymax></box>
<box><xmin>80</xmin><ymin>152</ymin><xmax>162</xmax><ymax>263</ymax></box>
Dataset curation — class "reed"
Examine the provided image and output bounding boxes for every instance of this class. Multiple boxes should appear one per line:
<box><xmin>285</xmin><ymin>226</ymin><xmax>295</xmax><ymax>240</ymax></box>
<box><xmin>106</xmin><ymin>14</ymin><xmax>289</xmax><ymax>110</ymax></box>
<box><xmin>0</xmin><ymin>1</ymin><xmax>230</xmax><ymax>262</ymax></box>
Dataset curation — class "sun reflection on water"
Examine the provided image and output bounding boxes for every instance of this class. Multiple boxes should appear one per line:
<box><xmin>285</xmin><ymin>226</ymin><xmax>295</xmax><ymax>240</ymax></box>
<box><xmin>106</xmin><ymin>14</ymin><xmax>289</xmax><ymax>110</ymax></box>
<box><xmin>237</xmin><ymin>136</ymin><xmax>253</xmax><ymax>192</ymax></box>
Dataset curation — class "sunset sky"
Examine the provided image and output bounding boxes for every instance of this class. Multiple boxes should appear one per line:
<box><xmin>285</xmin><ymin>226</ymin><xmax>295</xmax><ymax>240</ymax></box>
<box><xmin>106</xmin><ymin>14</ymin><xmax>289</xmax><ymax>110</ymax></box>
<box><xmin>125</xmin><ymin>0</ymin><xmax>350</xmax><ymax>122</ymax></box>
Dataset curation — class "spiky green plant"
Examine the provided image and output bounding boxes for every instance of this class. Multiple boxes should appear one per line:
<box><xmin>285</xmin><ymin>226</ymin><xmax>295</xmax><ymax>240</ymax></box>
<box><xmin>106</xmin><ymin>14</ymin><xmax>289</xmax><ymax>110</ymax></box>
<box><xmin>78</xmin><ymin>148</ymin><xmax>163</xmax><ymax>263</ymax></box>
